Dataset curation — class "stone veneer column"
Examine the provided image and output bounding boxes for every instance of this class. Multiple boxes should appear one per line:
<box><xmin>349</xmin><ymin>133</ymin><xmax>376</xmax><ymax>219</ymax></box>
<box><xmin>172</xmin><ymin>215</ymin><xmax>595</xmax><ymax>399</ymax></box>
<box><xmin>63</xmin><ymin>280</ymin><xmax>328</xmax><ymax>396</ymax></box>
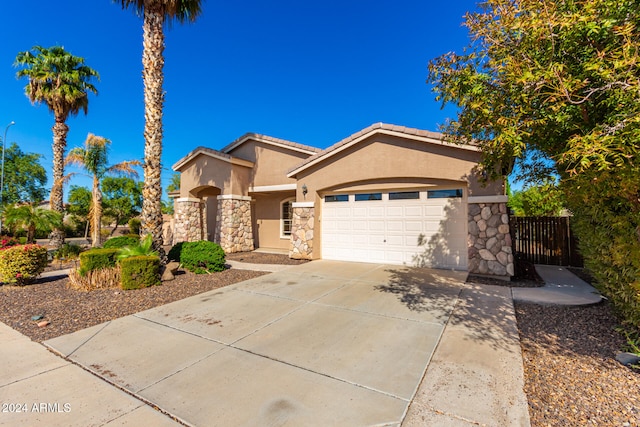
<box><xmin>173</xmin><ymin>197</ymin><xmax>205</xmax><ymax>243</ymax></box>
<box><xmin>467</xmin><ymin>196</ymin><xmax>514</xmax><ymax>277</ymax></box>
<box><xmin>215</xmin><ymin>195</ymin><xmax>254</xmax><ymax>253</ymax></box>
<box><xmin>289</xmin><ymin>202</ymin><xmax>314</xmax><ymax>260</ymax></box>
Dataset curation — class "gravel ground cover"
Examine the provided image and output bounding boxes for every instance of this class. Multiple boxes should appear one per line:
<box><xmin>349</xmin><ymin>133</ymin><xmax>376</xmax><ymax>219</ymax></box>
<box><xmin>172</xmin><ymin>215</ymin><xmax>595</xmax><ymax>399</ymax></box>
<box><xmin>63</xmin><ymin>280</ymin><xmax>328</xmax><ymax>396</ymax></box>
<box><xmin>1</xmin><ymin>254</ymin><xmax>638</xmax><ymax>425</ymax></box>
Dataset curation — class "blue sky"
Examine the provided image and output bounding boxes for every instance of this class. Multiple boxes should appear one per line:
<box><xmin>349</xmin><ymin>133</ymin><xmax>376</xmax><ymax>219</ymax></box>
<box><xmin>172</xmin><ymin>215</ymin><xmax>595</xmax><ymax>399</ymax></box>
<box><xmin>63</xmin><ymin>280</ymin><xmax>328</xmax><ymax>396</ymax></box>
<box><xmin>0</xmin><ymin>0</ymin><xmax>479</xmax><ymax>200</ymax></box>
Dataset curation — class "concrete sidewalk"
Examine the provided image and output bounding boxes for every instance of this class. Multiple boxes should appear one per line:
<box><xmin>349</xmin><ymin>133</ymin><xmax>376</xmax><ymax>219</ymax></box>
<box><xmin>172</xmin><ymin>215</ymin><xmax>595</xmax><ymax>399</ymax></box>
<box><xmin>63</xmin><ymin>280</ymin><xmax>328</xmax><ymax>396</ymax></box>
<box><xmin>513</xmin><ymin>265</ymin><xmax>603</xmax><ymax>305</ymax></box>
<box><xmin>1</xmin><ymin>261</ymin><xmax>531</xmax><ymax>426</ymax></box>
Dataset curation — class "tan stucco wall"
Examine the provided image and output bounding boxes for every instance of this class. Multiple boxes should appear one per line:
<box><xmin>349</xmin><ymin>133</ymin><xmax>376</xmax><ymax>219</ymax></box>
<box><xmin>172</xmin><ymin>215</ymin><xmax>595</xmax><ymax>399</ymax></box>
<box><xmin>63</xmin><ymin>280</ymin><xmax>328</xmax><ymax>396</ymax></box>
<box><xmin>227</xmin><ymin>140</ymin><xmax>311</xmax><ymax>187</ymax></box>
<box><xmin>292</xmin><ymin>134</ymin><xmax>502</xmax><ymax>200</ymax></box>
<box><xmin>178</xmin><ymin>156</ymin><xmax>252</xmax><ymax>198</ymax></box>
<box><xmin>252</xmin><ymin>193</ymin><xmax>294</xmax><ymax>250</ymax></box>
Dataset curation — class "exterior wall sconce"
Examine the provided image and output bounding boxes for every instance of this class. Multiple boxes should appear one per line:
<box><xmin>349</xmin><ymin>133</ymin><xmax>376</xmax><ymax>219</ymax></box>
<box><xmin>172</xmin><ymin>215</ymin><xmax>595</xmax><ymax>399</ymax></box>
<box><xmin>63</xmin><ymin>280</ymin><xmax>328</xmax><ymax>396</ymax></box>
<box><xmin>302</xmin><ymin>184</ymin><xmax>308</xmax><ymax>197</ymax></box>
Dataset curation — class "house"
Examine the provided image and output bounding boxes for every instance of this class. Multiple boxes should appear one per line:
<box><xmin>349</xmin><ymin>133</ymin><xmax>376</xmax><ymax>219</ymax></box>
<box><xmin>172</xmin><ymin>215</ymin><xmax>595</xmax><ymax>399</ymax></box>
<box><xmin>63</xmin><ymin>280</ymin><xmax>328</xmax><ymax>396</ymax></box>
<box><xmin>172</xmin><ymin>123</ymin><xmax>513</xmax><ymax>277</ymax></box>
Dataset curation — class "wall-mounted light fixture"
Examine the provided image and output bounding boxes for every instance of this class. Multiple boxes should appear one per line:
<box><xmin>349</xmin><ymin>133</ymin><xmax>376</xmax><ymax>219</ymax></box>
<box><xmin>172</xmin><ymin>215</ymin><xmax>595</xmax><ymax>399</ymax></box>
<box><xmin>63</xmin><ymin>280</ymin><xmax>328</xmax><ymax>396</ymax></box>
<box><xmin>302</xmin><ymin>184</ymin><xmax>308</xmax><ymax>197</ymax></box>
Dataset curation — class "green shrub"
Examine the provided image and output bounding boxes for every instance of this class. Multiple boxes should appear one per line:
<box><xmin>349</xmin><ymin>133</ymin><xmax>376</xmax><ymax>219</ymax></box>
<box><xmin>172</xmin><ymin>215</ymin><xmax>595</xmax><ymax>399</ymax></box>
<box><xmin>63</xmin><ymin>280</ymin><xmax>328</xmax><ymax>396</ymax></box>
<box><xmin>79</xmin><ymin>248</ymin><xmax>119</xmax><ymax>276</ymax></box>
<box><xmin>180</xmin><ymin>240</ymin><xmax>226</xmax><ymax>274</ymax></box>
<box><xmin>120</xmin><ymin>255</ymin><xmax>160</xmax><ymax>290</ymax></box>
<box><xmin>54</xmin><ymin>243</ymin><xmax>84</xmax><ymax>260</ymax></box>
<box><xmin>0</xmin><ymin>244</ymin><xmax>48</xmax><ymax>285</ymax></box>
<box><xmin>167</xmin><ymin>241</ymin><xmax>185</xmax><ymax>262</ymax></box>
<box><xmin>103</xmin><ymin>235</ymin><xmax>139</xmax><ymax>249</ymax></box>
<box><xmin>128</xmin><ymin>218</ymin><xmax>141</xmax><ymax>235</ymax></box>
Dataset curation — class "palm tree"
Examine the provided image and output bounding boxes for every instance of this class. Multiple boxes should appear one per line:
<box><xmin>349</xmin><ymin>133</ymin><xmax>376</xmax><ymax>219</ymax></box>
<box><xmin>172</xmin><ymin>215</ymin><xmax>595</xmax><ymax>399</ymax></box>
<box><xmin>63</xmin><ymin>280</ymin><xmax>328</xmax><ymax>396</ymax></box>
<box><xmin>66</xmin><ymin>134</ymin><xmax>141</xmax><ymax>247</ymax></box>
<box><xmin>115</xmin><ymin>0</ymin><xmax>203</xmax><ymax>260</ymax></box>
<box><xmin>14</xmin><ymin>46</ymin><xmax>99</xmax><ymax>249</ymax></box>
<box><xmin>3</xmin><ymin>204</ymin><xmax>63</xmax><ymax>243</ymax></box>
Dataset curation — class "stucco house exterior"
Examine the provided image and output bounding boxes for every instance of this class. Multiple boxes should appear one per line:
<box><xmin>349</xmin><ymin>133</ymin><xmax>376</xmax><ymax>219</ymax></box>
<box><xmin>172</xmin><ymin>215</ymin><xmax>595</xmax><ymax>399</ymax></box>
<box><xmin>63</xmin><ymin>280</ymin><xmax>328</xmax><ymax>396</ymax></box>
<box><xmin>171</xmin><ymin>123</ymin><xmax>513</xmax><ymax>277</ymax></box>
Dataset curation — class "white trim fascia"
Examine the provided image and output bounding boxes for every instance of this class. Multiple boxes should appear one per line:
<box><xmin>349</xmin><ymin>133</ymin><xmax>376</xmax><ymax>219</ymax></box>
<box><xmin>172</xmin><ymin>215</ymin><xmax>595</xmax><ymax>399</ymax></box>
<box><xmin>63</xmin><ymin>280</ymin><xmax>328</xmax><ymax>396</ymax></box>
<box><xmin>217</xmin><ymin>194</ymin><xmax>252</xmax><ymax>201</ymax></box>
<box><xmin>468</xmin><ymin>195</ymin><xmax>509</xmax><ymax>204</ymax></box>
<box><xmin>224</xmin><ymin>135</ymin><xmax>318</xmax><ymax>156</ymax></box>
<box><xmin>287</xmin><ymin>129</ymin><xmax>479</xmax><ymax>178</ymax></box>
<box><xmin>249</xmin><ymin>183</ymin><xmax>297</xmax><ymax>192</ymax></box>
<box><xmin>175</xmin><ymin>197</ymin><xmax>201</xmax><ymax>203</ymax></box>
<box><xmin>292</xmin><ymin>202</ymin><xmax>315</xmax><ymax>208</ymax></box>
<box><xmin>173</xmin><ymin>149</ymin><xmax>254</xmax><ymax>171</ymax></box>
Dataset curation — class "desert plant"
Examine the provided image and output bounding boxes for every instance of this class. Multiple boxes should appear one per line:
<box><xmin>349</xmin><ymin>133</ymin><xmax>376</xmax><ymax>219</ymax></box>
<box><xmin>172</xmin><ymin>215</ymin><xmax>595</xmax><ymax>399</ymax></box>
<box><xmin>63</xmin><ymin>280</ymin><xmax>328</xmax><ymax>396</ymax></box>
<box><xmin>103</xmin><ymin>235</ymin><xmax>139</xmax><ymax>249</ymax></box>
<box><xmin>0</xmin><ymin>244</ymin><xmax>48</xmax><ymax>285</ymax></box>
<box><xmin>79</xmin><ymin>248</ymin><xmax>119</xmax><ymax>276</ymax></box>
<box><xmin>67</xmin><ymin>265</ymin><xmax>121</xmax><ymax>291</ymax></box>
<box><xmin>116</xmin><ymin>234</ymin><xmax>158</xmax><ymax>261</ymax></box>
<box><xmin>180</xmin><ymin>240</ymin><xmax>226</xmax><ymax>274</ymax></box>
<box><xmin>120</xmin><ymin>255</ymin><xmax>160</xmax><ymax>290</ymax></box>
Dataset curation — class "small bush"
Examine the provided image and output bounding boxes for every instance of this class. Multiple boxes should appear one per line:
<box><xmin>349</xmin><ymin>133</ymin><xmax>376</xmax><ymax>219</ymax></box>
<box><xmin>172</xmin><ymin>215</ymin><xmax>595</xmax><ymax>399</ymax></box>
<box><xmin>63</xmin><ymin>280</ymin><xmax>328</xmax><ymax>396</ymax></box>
<box><xmin>103</xmin><ymin>235</ymin><xmax>139</xmax><ymax>249</ymax></box>
<box><xmin>54</xmin><ymin>243</ymin><xmax>84</xmax><ymax>260</ymax></box>
<box><xmin>0</xmin><ymin>236</ymin><xmax>19</xmax><ymax>249</ymax></box>
<box><xmin>180</xmin><ymin>241</ymin><xmax>226</xmax><ymax>274</ymax></box>
<box><xmin>116</xmin><ymin>234</ymin><xmax>158</xmax><ymax>261</ymax></box>
<box><xmin>79</xmin><ymin>248</ymin><xmax>119</xmax><ymax>276</ymax></box>
<box><xmin>128</xmin><ymin>218</ymin><xmax>141</xmax><ymax>235</ymax></box>
<box><xmin>67</xmin><ymin>266</ymin><xmax>121</xmax><ymax>291</ymax></box>
<box><xmin>0</xmin><ymin>244</ymin><xmax>48</xmax><ymax>285</ymax></box>
<box><xmin>167</xmin><ymin>241</ymin><xmax>185</xmax><ymax>262</ymax></box>
<box><xmin>120</xmin><ymin>255</ymin><xmax>161</xmax><ymax>290</ymax></box>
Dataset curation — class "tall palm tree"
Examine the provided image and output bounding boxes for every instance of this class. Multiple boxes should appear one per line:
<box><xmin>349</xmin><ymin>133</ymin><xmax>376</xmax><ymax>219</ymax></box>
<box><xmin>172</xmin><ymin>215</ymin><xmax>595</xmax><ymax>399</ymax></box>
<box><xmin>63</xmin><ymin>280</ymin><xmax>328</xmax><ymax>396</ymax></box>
<box><xmin>3</xmin><ymin>204</ymin><xmax>63</xmax><ymax>243</ymax></box>
<box><xmin>15</xmin><ymin>46</ymin><xmax>99</xmax><ymax>249</ymax></box>
<box><xmin>115</xmin><ymin>0</ymin><xmax>203</xmax><ymax>260</ymax></box>
<box><xmin>66</xmin><ymin>134</ymin><xmax>141</xmax><ymax>247</ymax></box>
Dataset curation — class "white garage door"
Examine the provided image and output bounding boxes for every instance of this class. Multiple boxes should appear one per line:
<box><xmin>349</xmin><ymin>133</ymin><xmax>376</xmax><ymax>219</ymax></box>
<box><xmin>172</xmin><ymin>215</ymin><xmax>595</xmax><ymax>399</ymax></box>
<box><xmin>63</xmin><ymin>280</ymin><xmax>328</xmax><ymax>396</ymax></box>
<box><xmin>321</xmin><ymin>189</ymin><xmax>467</xmax><ymax>269</ymax></box>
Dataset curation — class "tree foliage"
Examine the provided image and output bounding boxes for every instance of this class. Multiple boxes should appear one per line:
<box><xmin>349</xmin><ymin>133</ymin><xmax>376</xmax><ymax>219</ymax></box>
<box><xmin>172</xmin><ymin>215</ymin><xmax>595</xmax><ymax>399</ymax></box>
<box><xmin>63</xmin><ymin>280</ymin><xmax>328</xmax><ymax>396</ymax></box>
<box><xmin>15</xmin><ymin>45</ymin><xmax>99</xmax><ymax>248</ymax></box>
<box><xmin>0</xmin><ymin>143</ymin><xmax>47</xmax><ymax>205</ymax></box>
<box><xmin>428</xmin><ymin>0</ymin><xmax>640</xmax><ymax>330</ymax></box>
<box><xmin>66</xmin><ymin>134</ymin><xmax>140</xmax><ymax>247</ymax></box>
<box><xmin>102</xmin><ymin>177</ymin><xmax>142</xmax><ymax>234</ymax></box>
<box><xmin>509</xmin><ymin>181</ymin><xmax>565</xmax><ymax>217</ymax></box>
<box><xmin>3</xmin><ymin>204</ymin><xmax>63</xmax><ymax>243</ymax></box>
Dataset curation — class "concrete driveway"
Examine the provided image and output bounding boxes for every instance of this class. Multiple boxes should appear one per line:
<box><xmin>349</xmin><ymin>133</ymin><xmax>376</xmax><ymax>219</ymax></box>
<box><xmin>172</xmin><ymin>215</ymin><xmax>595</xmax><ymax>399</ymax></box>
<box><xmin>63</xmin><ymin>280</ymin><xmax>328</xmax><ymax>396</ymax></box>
<box><xmin>43</xmin><ymin>260</ymin><xmax>529</xmax><ymax>426</ymax></box>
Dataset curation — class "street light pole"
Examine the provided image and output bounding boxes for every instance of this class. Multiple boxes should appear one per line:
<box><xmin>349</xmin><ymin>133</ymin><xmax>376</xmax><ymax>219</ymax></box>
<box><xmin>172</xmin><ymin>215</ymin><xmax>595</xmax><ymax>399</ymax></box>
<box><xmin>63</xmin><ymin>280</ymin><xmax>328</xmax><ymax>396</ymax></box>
<box><xmin>0</xmin><ymin>121</ymin><xmax>15</xmax><ymax>233</ymax></box>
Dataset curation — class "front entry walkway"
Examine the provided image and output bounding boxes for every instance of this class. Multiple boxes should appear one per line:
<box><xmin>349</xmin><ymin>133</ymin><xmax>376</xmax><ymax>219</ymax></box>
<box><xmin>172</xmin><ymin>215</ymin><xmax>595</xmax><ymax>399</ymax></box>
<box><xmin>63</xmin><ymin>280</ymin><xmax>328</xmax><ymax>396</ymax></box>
<box><xmin>34</xmin><ymin>261</ymin><xmax>529</xmax><ymax>426</ymax></box>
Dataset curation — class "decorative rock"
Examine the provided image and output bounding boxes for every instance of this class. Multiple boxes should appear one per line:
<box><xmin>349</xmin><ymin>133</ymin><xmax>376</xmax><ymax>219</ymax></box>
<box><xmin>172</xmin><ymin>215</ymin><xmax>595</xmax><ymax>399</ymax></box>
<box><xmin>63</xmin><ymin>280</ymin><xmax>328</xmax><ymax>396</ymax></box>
<box><xmin>468</xmin><ymin>204</ymin><xmax>481</xmax><ymax>217</ymax></box>
<box><xmin>488</xmin><ymin>260</ymin><xmax>507</xmax><ymax>276</ymax></box>
<box><xmin>31</xmin><ymin>315</ymin><xmax>43</xmax><ymax>321</ymax></box>
<box><xmin>498</xmin><ymin>224</ymin><xmax>510</xmax><ymax>234</ymax></box>
<box><xmin>481</xmin><ymin>206</ymin><xmax>492</xmax><ymax>220</ymax></box>
<box><xmin>479</xmin><ymin>249</ymin><xmax>496</xmax><ymax>261</ymax></box>
<box><xmin>616</xmin><ymin>352</ymin><xmax>640</xmax><ymax>367</ymax></box>
<box><xmin>37</xmin><ymin>320</ymin><xmax>50</xmax><ymax>328</ymax></box>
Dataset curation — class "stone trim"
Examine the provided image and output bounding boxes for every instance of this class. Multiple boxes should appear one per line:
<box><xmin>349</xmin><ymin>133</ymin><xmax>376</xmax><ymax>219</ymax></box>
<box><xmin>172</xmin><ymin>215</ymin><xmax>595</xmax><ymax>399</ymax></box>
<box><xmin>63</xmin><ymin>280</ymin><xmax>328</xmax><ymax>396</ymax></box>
<box><xmin>468</xmin><ymin>202</ymin><xmax>514</xmax><ymax>277</ymax></box>
<box><xmin>468</xmin><ymin>195</ymin><xmax>509</xmax><ymax>204</ymax></box>
<box><xmin>217</xmin><ymin>194</ymin><xmax>252</xmax><ymax>201</ymax></box>
<box><xmin>173</xmin><ymin>198</ymin><xmax>205</xmax><ymax>244</ymax></box>
<box><xmin>289</xmin><ymin>206</ymin><xmax>314</xmax><ymax>260</ymax></box>
<box><xmin>215</xmin><ymin>197</ymin><xmax>254</xmax><ymax>253</ymax></box>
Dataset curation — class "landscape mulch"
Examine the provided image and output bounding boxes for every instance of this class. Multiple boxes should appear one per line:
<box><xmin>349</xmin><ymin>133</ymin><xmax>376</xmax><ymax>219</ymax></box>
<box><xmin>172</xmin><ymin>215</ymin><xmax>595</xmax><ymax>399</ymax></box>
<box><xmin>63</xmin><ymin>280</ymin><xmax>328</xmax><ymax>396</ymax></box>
<box><xmin>1</xmin><ymin>254</ymin><xmax>638</xmax><ymax>426</ymax></box>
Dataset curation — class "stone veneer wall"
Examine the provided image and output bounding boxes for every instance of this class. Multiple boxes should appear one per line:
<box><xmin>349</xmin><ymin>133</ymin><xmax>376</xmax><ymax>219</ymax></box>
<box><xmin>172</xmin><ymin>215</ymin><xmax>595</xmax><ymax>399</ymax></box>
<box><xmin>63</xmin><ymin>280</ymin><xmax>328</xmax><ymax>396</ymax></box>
<box><xmin>215</xmin><ymin>197</ymin><xmax>254</xmax><ymax>253</ymax></box>
<box><xmin>289</xmin><ymin>204</ymin><xmax>314</xmax><ymax>260</ymax></box>
<box><xmin>468</xmin><ymin>202</ymin><xmax>514</xmax><ymax>277</ymax></box>
<box><xmin>173</xmin><ymin>198</ymin><xmax>205</xmax><ymax>243</ymax></box>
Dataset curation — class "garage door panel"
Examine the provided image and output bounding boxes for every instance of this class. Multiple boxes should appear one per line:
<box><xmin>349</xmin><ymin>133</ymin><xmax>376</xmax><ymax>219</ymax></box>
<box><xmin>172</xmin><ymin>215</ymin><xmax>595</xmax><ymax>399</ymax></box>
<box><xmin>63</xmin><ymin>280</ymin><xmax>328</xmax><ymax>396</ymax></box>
<box><xmin>322</xmin><ymin>190</ymin><xmax>467</xmax><ymax>269</ymax></box>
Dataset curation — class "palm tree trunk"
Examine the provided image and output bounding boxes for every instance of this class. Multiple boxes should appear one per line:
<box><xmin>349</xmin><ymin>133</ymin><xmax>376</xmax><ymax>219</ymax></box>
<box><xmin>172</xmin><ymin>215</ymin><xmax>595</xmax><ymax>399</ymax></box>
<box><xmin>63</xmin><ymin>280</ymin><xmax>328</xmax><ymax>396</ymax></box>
<box><xmin>140</xmin><ymin>3</ymin><xmax>167</xmax><ymax>262</ymax></box>
<box><xmin>49</xmin><ymin>120</ymin><xmax>68</xmax><ymax>248</ymax></box>
<box><xmin>92</xmin><ymin>176</ymin><xmax>103</xmax><ymax>247</ymax></box>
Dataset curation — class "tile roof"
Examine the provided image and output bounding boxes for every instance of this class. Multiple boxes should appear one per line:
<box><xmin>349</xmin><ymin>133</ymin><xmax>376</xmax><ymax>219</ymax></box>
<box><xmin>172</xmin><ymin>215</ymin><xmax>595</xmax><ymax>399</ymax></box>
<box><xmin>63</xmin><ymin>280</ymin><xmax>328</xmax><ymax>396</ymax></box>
<box><xmin>221</xmin><ymin>132</ymin><xmax>322</xmax><ymax>155</ymax></box>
